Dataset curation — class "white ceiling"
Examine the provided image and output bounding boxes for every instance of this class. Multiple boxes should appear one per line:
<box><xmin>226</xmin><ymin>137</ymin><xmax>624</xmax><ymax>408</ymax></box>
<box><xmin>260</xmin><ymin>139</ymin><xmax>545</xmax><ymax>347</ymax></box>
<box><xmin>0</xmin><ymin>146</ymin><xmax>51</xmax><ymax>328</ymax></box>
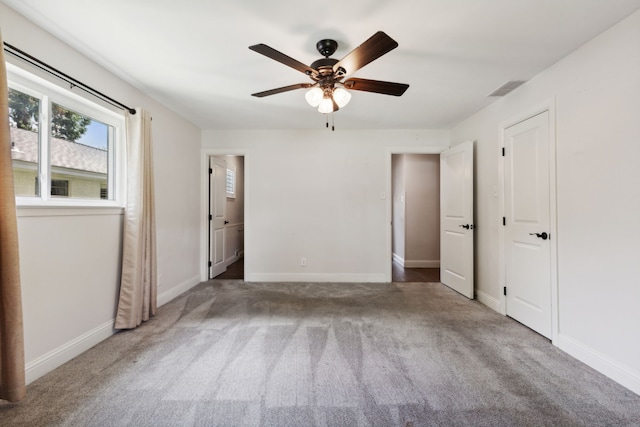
<box><xmin>3</xmin><ymin>0</ymin><xmax>640</xmax><ymax>130</ymax></box>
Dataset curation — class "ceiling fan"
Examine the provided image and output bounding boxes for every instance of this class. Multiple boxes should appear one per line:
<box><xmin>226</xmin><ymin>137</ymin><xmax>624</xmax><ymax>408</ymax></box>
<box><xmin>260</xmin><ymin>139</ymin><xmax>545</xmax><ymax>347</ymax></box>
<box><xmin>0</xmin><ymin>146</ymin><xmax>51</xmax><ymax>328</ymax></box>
<box><xmin>249</xmin><ymin>31</ymin><xmax>409</xmax><ymax>114</ymax></box>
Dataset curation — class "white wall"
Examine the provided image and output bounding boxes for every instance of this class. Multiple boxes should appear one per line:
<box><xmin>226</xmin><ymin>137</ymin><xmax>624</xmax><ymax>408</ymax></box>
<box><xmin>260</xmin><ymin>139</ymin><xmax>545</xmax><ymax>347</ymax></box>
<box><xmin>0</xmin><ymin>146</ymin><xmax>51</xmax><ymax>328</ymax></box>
<box><xmin>404</xmin><ymin>154</ymin><xmax>439</xmax><ymax>266</ymax></box>
<box><xmin>2</xmin><ymin>4</ymin><xmax>202</xmax><ymax>383</ymax></box>
<box><xmin>391</xmin><ymin>154</ymin><xmax>406</xmax><ymax>262</ymax></box>
<box><xmin>224</xmin><ymin>155</ymin><xmax>244</xmax><ymax>226</ymax></box>
<box><xmin>451</xmin><ymin>10</ymin><xmax>640</xmax><ymax>394</ymax></box>
<box><xmin>202</xmin><ymin>129</ymin><xmax>449</xmax><ymax>282</ymax></box>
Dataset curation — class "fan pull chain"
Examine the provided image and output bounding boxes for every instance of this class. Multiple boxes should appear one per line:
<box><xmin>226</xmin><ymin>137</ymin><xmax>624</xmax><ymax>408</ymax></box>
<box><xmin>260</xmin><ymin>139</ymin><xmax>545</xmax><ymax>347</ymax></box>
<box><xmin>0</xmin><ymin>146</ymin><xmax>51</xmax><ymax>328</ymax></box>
<box><xmin>323</xmin><ymin>113</ymin><xmax>336</xmax><ymax>131</ymax></box>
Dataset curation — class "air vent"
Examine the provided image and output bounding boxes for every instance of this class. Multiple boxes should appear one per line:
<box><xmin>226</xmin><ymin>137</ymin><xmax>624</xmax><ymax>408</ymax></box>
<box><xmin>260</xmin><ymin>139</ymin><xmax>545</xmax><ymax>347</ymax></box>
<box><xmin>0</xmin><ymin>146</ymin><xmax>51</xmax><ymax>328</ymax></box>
<box><xmin>488</xmin><ymin>80</ymin><xmax>526</xmax><ymax>97</ymax></box>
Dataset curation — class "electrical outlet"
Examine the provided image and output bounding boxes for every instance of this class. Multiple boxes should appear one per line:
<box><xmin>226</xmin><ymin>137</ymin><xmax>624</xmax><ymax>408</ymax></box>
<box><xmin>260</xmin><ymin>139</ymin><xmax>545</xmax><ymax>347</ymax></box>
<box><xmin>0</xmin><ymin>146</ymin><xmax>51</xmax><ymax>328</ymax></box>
<box><xmin>300</xmin><ymin>257</ymin><xmax>307</xmax><ymax>267</ymax></box>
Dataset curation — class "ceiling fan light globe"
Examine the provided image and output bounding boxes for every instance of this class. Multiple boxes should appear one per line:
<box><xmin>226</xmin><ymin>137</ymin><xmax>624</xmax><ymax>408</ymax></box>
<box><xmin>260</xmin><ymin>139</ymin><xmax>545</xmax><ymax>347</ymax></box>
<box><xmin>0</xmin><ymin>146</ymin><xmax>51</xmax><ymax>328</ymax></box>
<box><xmin>305</xmin><ymin>87</ymin><xmax>323</xmax><ymax>107</ymax></box>
<box><xmin>333</xmin><ymin>87</ymin><xmax>351</xmax><ymax>108</ymax></box>
<box><xmin>318</xmin><ymin>96</ymin><xmax>335</xmax><ymax>114</ymax></box>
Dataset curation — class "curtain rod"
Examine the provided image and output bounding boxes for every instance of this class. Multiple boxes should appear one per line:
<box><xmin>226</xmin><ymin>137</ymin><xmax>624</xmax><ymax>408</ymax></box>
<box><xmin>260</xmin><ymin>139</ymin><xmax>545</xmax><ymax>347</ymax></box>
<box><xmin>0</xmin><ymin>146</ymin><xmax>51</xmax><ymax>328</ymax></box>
<box><xmin>3</xmin><ymin>42</ymin><xmax>136</xmax><ymax>115</ymax></box>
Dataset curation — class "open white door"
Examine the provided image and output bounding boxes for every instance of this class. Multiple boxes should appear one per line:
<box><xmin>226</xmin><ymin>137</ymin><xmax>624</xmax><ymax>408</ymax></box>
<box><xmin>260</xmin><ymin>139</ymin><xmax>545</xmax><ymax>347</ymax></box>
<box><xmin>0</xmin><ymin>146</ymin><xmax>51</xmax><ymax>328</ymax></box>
<box><xmin>209</xmin><ymin>157</ymin><xmax>227</xmax><ymax>278</ymax></box>
<box><xmin>440</xmin><ymin>141</ymin><xmax>474</xmax><ymax>298</ymax></box>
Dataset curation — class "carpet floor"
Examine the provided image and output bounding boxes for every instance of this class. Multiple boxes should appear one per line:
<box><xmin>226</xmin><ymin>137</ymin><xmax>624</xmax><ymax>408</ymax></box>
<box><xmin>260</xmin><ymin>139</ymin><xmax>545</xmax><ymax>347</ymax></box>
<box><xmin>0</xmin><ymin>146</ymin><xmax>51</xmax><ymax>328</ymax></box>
<box><xmin>1</xmin><ymin>280</ymin><xmax>639</xmax><ymax>426</ymax></box>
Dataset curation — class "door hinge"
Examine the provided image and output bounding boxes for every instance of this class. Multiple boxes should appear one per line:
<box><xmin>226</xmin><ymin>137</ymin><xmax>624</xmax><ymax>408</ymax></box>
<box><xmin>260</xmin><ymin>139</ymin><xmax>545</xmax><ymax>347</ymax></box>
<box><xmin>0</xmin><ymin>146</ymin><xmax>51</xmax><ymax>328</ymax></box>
<box><xmin>503</xmin><ymin>217</ymin><xmax>506</xmax><ymax>226</ymax></box>
<box><xmin>209</xmin><ymin>261</ymin><xmax>212</xmax><ymax>267</ymax></box>
<box><xmin>504</xmin><ymin>286</ymin><xmax>507</xmax><ymax>296</ymax></box>
<box><xmin>209</xmin><ymin>214</ymin><xmax>212</xmax><ymax>221</ymax></box>
<box><xmin>209</xmin><ymin>168</ymin><xmax>212</xmax><ymax>174</ymax></box>
<box><xmin>501</xmin><ymin>147</ymin><xmax>505</xmax><ymax>156</ymax></box>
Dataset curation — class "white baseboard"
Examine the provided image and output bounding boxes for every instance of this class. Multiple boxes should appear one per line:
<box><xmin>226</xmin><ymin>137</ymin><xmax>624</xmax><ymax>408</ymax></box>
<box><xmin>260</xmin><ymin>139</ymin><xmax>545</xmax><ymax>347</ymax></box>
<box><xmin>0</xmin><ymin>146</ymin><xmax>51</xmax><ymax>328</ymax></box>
<box><xmin>403</xmin><ymin>260</ymin><xmax>440</xmax><ymax>268</ymax></box>
<box><xmin>225</xmin><ymin>251</ymin><xmax>244</xmax><ymax>267</ymax></box>
<box><xmin>476</xmin><ymin>290</ymin><xmax>502</xmax><ymax>312</ymax></box>
<box><xmin>392</xmin><ymin>254</ymin><xmax>440</xmax><ymax>268</ymax></box>
<box><xmin>245</xmin><ymin>272</ymin><xmax>387</xmax><ymax>283</ymax></box>
<box><xmin>556</xmin><ymin>334</ymin><xmax>640</xmax><ymax>396</ymax></box>
<box><xmin>25</xmin><ymin>274</ymin><xmax>202</xmax><ymax>385</ymax></box>
<box><xmin>25</xmin><ymin>319</ymin><xmax>115</xmax><ymax>385</ymax></box>
<box><xmin>158</xmin><ymin>274</ymin><xmax>202</xmax><ymax>307</ymax></box>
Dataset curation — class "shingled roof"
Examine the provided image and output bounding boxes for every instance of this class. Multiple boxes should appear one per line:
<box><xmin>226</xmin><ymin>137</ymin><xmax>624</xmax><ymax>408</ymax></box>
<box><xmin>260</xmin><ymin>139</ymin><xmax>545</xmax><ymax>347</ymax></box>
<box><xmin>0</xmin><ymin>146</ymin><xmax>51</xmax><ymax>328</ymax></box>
<box><xmin>10</xmin><ymin>127</ymin><xmax>107</xmax><ymax>174</ymax></box>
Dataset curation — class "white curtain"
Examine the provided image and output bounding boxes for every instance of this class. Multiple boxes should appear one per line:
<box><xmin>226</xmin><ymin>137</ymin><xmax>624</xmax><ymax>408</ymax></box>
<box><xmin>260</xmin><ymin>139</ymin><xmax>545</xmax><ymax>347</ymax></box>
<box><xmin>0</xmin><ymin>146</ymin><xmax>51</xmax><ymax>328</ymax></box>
<box><xmin>0</xmin><ymin>29</ymin><xmax>26</xmax><ymax>402</ymax></box>
<box><xmin>115</xmin><ymin>108</ymin><xmax>157</xmax><ymax>329</ymax></box>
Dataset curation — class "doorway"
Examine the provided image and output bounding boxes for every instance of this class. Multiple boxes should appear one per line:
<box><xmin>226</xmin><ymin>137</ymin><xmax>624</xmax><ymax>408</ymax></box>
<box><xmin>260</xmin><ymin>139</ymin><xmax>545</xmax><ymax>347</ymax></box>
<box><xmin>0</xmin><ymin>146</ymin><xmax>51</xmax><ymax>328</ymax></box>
<box><xmin>208</xmin><ymin>155</ymin><xmax>245</xmax><ymax>280</ymax></box>
<box><xmin>391</xmin><ymin>153</ymin><xmax>441</xmax><ymax>282</ymax></box>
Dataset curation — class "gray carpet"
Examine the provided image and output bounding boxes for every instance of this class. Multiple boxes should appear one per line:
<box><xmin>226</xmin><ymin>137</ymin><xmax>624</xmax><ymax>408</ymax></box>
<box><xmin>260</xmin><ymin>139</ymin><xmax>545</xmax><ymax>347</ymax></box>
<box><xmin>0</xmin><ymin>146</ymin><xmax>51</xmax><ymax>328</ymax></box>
<box><xmin>2</xmin><ymin>280</ymin><xmax>639</xmax><ymax>426</ymax></box>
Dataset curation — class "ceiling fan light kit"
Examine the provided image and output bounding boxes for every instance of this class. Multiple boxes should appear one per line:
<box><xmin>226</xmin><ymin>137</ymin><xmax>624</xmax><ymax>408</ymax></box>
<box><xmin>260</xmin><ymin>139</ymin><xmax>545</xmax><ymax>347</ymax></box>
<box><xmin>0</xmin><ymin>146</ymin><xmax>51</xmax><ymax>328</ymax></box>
<box><xmin>317</xmin><ymin>95</ymin><xmax>336</xmax><ymax>114</ymax></box>
<box><xmin>249</xmin><ymin>31</ymin><xmax>409</xmax><ymax>123</ymax></box>
<box><xmin>305</xmin><ymin>85</ymin><xmax>351</xmax><ymax>112</ymax></box>
<box><xmin>304</xmin><ymin>86</ymin><xmax>323</xmax><ymax>107</ymax></box>
<box><xmin>332</xmin><ymin>87</ymin><xmax>351</xmax><ymax>108</ymax></box>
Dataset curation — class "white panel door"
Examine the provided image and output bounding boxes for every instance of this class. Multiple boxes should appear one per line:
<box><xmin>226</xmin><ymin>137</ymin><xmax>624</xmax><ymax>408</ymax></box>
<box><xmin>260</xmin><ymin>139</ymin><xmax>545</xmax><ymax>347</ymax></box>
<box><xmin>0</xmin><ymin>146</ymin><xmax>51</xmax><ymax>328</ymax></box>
<box><xmin>209</xmin><ymin>157</ymin><xmax>227</xmax><ymax>278</ymax></box>
<box><xmin>504</xmin><ymin>111</ymin><xmax>552</xmax><ymax>338</ymax></box>
<box><xmin>440</xmin><ymin>141</ymin><xmax>474</xmax><ymax>298</ymax></box>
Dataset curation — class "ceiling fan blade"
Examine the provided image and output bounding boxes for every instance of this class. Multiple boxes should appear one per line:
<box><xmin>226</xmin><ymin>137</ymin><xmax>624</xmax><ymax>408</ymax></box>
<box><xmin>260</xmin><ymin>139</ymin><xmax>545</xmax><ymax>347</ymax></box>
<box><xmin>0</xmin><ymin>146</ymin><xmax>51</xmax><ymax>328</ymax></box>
<box><xmin>333</xmin><ymin>31</ymin><xmax>399</xmax><ymax>76</ymax></box>
<box><xmin>343</xmin><ymin>78</ymin><xmax>409</xmax><ymax>96</ymax></box>
<box><xmin>251</xmin><ymin>83</ymin><xmax>313</xmax><ymax>98</ymax></box>
<box><xmin>249</xmin><ymin>44</ymin><xmax>318</xmax><ymax>77</ymax></box>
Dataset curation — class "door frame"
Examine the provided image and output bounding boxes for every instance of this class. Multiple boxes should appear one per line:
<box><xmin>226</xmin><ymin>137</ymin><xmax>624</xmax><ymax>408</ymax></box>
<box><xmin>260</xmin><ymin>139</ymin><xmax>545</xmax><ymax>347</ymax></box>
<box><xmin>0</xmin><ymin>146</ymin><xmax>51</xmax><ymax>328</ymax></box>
<box><xmin>386</xmin><ymin>146</ymin><xmax>447</xmax><ymax>282</ymax></box>
<box><xmin>200</xmin><ymin>148</ymin><xmax>249</xmax><ymax>282</ymax></box>
<box><xmin>498</xmin><ymin>99</ymin><xmax>559</xmax><ymax>343</ymax></box>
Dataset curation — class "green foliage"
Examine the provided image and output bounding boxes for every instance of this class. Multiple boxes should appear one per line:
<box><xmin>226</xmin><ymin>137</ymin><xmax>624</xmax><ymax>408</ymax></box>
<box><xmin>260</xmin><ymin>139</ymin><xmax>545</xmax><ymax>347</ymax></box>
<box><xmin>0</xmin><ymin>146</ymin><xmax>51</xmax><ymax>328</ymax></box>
<box><xmin>51</xmin><ymin>104</ymin><xmax>91</xmax><ymax>142</ymax></box>
<box><xmin>8</xmin><ymin>90</ymin><xmax>91</xmax><ymax>142</ymax></box>
<box><xmin>8</xmin><ymin>88</ymin><xmax>39</xmax><ymax>132</ymax></box>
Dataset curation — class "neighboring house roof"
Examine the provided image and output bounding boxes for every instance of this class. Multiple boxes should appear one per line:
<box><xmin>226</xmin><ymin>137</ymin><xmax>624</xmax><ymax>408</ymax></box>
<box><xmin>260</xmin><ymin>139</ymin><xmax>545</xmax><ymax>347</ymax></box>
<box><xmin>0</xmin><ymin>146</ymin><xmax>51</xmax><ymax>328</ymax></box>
<box><xmin>10</xmin><ymin>127</ymin><xmax>107</xmax><ymax>174</ymax></box>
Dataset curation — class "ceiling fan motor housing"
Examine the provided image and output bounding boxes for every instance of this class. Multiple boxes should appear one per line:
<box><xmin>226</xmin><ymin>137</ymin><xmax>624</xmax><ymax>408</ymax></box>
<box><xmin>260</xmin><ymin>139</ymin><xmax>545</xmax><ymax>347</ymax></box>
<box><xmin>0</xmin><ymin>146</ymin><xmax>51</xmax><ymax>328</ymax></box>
<box><xmin>316</xmin><ymin>39</ymin><xmax>338</xmax><ymax>57</ymax></box>
<box><xmin>310</xmin><ymin>57</ymin><xmax>339</xmax><ymax>77</ymax></box>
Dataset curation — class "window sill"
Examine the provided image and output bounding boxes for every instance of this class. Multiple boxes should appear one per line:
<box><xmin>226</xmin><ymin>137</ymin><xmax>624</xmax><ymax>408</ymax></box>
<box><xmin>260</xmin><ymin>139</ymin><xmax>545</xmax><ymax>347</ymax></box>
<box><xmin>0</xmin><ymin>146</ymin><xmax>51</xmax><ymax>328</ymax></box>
<box><xmin>16</xmin><ymin>205</ymin><xmax>124</xmax><ymax>218</ymax></box>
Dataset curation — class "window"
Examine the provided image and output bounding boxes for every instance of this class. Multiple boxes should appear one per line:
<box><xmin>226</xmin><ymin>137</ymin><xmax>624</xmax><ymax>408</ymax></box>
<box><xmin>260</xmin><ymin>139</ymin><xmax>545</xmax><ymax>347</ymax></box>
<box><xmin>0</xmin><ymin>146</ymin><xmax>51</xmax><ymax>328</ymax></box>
<box><xmin>7</xmin><ymin>63</ymin><xmax>124</xmax><ymax>206</ymax></box>
<box><xmin>9</xmin><ymin>87</ymin><xmax>39</xmax><ymax>197</ymax></box>
<box><xmin>50</xmin><ymin>180</ymin><xmax>69</xmax><ymax>197</ymax></box>
<box><xmin>226</xmin><ymin>168</ymin><xmax>236</xmax><ymax>198</ymax></box>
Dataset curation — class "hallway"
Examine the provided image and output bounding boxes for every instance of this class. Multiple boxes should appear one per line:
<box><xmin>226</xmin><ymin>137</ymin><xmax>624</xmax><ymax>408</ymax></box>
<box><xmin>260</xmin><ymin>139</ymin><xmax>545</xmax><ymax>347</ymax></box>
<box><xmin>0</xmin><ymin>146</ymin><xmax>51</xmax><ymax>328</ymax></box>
<box><xmin>392</xmin><ymin>263</ymin><xmax>440</xmax><ymax>282</ymax></box>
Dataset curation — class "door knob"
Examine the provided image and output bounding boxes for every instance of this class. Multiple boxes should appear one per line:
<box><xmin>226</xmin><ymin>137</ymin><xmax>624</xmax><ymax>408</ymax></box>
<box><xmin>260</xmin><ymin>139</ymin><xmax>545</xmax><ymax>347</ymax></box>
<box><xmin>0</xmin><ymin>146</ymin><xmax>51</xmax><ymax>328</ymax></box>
<box><xmin>529</xmin><ymin>232</ymin><xmax>548</xmax><ymax>240</ymax></box>
<box><xmin>224</xmin><ymin>220</ymin><xmax>229</xmax><ymax>224</ymax></box>
<box><xmin>459</xmin><ymin>224</ymin><xmax>474</xmax><ymax>230</ymax></box>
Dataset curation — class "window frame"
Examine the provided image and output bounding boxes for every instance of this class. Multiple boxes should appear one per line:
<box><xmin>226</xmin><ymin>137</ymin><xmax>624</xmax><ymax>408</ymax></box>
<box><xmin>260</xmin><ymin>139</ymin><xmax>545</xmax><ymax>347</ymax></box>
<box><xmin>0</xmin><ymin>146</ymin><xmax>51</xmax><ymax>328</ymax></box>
<box><xmin>7</xmin><ymin>63</ymin><xmax>125</xmax><ymax>208</ymax></box>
